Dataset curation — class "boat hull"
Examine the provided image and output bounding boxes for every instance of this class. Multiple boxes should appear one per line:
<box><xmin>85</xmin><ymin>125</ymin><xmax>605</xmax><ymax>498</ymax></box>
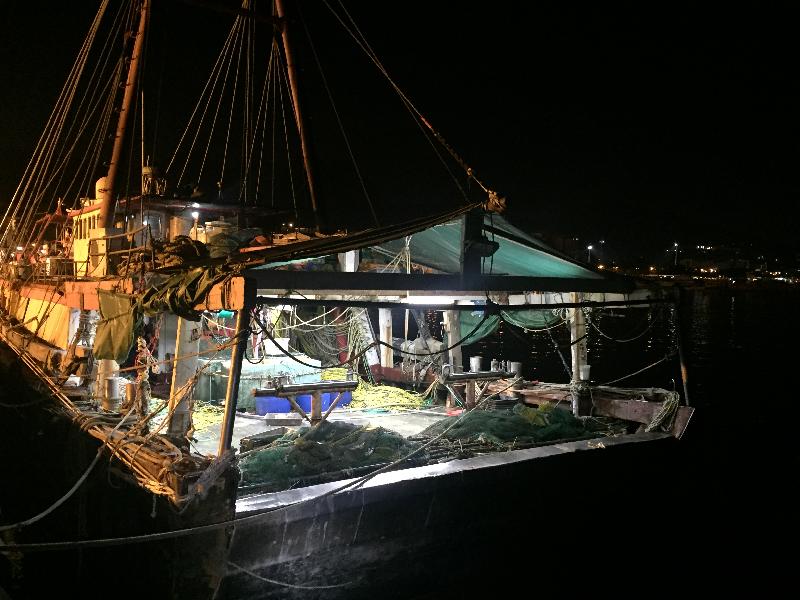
<box><xmin>221</xmin><ymin>431</ymin><xmax>685</xmax><ymax>598</ymax></box>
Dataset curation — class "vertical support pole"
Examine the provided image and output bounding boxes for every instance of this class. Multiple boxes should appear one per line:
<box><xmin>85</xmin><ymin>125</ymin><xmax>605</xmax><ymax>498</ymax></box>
<box><xmin>379</xmin><ymin>308</ymin><xmax>393</xmax><ymax>368</ymax></box>
<box><xmin>167</xmin><ymin>318</ymin><xmax>200</xmax><ymax>436</ymax></box>
<box><xmin>310</xmin><ymin>391</ymin><xmax>322</xmax><ymax>425</ymax></box>
<box><xmin>465</xmin><ymin>381</ymin><xmax>476</xmax><ymax>409</ymax></box>
<box><xmin>674</xmin><ymin>289</ymin><xmax>691</xmax><ymax>406</ymax></box>
<box><xmin>444</xmin><ymin>310</ymin><xmax>462</xmax><ymax>407</ymax></box>
<box><xmin>444</xmin><ymin>310</ymin><xmax>463</xmax><ymax>371</ymax></box>
<box><xmin>460</xmin><ymin>208</ymin><xmax>483</xmax><ymax>285</ymax></box>
<box><xmin>569</xmin><ymin>292</ymin><xmax>590</xmax><ymax>416</ymax></box>
<box><xmin>218</xmin><ymin>279</ymin><xmax>256</xmax><ymax>456</ymax></box>
<box><xmin>335</xmin><ymin>250</ymin><xmax>360</xmax><ymax>365</ymax></box>
<box><xmin>569</xmin><ymin>292</ymin><xmax>587</xmax><ymax>383</ymax></box>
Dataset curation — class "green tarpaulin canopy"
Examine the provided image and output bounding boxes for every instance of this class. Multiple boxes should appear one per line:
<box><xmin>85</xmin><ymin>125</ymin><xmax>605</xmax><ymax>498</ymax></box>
<box><xmin>457</xmin><ymin>306</ymin><xmax>562</xmax><ymax>346</ymax></box>
<box><xmin>373</xmin><ymin>215</ymin><xmax>603</xmax><ymax>280</ymax></box>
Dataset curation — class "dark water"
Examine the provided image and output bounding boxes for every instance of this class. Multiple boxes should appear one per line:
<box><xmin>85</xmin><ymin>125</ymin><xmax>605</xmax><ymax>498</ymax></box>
<box><xmin>2</xmin><ymin>288</ymin><xmax>798</xmax><ymax>596</ymax></box>
<box><xmin>470</xmin><ymin>287</ymin><xmax>799</xmax><ymax>583</ymax></box>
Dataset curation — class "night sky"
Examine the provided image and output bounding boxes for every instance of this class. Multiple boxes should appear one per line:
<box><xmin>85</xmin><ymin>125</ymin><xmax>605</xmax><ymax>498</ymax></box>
<box><xmin>1</xmin><ymin>1</ymin><xmax>797</xmax><ymax>257</ymax></box>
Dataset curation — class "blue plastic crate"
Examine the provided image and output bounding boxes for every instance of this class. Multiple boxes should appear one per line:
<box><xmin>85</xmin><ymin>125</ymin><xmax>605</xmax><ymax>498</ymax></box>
<box><xmin>321</xmin><ymin>390</ymin><xmax>352</xmax><ymax>410</ymax></box>
<box><xmin>295</xmin><ymin>394</ymin><xmax>312</xmax><ymax>413</ymax></box>
<box><xmin>254</xmin><ymin>395</ymin><xmax>291</xmax><ymax>415</ymax></box>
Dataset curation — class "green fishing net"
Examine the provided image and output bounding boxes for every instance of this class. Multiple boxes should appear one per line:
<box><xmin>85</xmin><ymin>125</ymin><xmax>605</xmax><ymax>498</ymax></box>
<box><xmin>239</xmin><ymin>420</ymin><xmax>423</xmax><ymax>490</ymax></box>
<box><xmin>416</xmin><ymin>402</ymin><xmax>595</xmax><ymax>446</ymax></box>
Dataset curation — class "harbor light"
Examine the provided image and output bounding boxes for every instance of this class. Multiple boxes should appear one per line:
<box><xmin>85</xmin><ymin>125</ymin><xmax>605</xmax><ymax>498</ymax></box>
<box><xmin>586</xmin><ymin>244</ymin><xmax>593</xmax><ymax>262</ymax></box>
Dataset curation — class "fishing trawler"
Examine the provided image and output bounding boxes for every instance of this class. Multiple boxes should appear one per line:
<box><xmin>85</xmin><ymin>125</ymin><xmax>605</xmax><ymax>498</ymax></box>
<box><xmin>0</xmin><ymin>1</ymin><xmax>693</xmax><ymax>597</ymax></box>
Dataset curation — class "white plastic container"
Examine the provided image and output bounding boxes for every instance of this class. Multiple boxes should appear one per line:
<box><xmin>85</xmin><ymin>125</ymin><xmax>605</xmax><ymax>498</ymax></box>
<box><xmin>579</xmin><ymin>364</ymin><xmax>591</xmax><ymax>381</ymax></box>
<box><xmin>469</xmin><ymin>356</ymin><xmax>482</xmax><ymax>372</ymax></box>
<box><xmin>508</xmin><ymin>361</ymin><xmax>523</xmax><ymax>377</ymax></box>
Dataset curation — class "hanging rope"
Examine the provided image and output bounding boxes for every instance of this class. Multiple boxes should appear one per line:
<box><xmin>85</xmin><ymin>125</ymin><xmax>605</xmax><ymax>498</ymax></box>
<box><xmin>323</xmin><ymin>0</ymin><xmax>506</xmax><ymax>211</ymax></box>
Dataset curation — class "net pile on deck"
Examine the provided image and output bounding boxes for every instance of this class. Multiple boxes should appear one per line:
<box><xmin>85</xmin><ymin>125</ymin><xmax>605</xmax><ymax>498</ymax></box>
<box><xmin>323</xmin><ymin>368</ymin><xmax>427</xmax><ymax>410</ymax></box>
<box><xmin>415</xmin><ymin>403</ymin><xmax>599</xmax><ymax>449</ymax></box>
<box><xmin>238</xmin><ymin>420</ymin><xmax>424</xmax><ymax>492</ymax></box>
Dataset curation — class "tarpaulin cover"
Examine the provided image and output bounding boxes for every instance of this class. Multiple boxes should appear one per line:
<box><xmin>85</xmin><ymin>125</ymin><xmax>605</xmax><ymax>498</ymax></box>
<box><xmin>93</xmin><ymin>290</ymin><xmax>137</xmax><ymax>361</ymax></box>
<box><xmin>374</xmin><ymin>215</ymin><xmax>603</xmax><ymax>280</ymax></box>
<box><xmin>458</xmin><ymin>306</ymin><xmax>562</xmax><ymax>345</ymax></box>
<box><xmin>139</xmin><ymin>267</ymin><xmax>235</xmax><ymax>321</ymax></box>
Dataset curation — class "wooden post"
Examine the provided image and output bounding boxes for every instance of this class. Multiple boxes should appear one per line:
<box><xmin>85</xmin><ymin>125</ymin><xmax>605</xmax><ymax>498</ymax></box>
<box><xmin>465</xmin><ymin>381</ymin><xmax>477</xmax><ymax>409</ymax></box>
<box><xmin>100</xmin><ymin>0</ymin><xmax>149</xmax><ymax>228</ymax></box>
<box><xmin>444</xmin><ymin>310</ymin><xmax>463</xmax><ymax>371</ymax></box>
<box><xmin>218</xmin><ymin>279</ymin><xmax>255</xmax><ymax>456</ymax></box>
<box><xmin>310</xmin><ymin>391</ymin><xmax>322</xmax><ymax>425</ymax></box>
<box><xmin>167</xmin><ymin>318</ymin><xmax>199</xmax><ymax>436</ymax></box>
<box><xmin>569</xmin><ymin>292</ymin><xmax>590</xmax><ymax>416</ymax></box>
<box><xmin>274</xmin><ymin>0</ymin><xmax>321</xmax><ymax>231</ymax></box>
<box><xmin>569</xmin><ymin>292</ymin><xmax>587</xmax><ymax>383</ymax></box>
<box><xmin>379</xmin><ymin>308</ymin><xmax>393</xmax><ymax>368</ymax></box>
<box><xmin>444</xmin><ymin>310</ymin><xmax>462</xmax><ymax>407</ymax></box>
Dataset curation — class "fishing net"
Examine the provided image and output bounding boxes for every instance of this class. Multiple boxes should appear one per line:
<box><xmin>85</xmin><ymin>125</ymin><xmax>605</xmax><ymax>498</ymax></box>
<box><xmin>416</xmin><ymin>402</ymin><xmax>596</xmax><ymax>447</ymax></box>
<box><xmin>322</xmin><ymin>368</ymin><xmax>427</xmax><ymax>410</ymax></box>
<box><xmin>238</xmin><ymin>420</ymin><xmax>423</xmax><ymax>490</ymax></box>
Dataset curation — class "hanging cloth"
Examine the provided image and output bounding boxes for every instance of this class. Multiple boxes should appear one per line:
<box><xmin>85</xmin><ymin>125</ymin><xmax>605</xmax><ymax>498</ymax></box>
<box><xmin>94</xmin><ymin>290</ymin><xmax>138</xmax><ymax>361</ymax></box>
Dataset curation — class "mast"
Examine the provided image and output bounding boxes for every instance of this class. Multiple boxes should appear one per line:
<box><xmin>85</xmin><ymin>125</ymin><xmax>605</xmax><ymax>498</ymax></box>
<box><xmin>99</xmin><ymin>0</ymin><xmax>150</xmax><ymax>229</ymax></box>
<box><xmin>274</xmin><ymin>0</ymin><xmax>321</xmax><ymax>232</ymax></box>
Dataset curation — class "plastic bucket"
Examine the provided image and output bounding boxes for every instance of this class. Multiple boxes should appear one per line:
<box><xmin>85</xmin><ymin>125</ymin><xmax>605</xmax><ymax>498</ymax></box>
<box><xmin>579</xmin><ymin>364</ymin><xmax>591</xmax><ymax>381</ymax></box>
<box><xmin>469</xmin><ymin>356</ymin><xmax>482</xmax><ymax>372</ymax></box>
<box><xmin>254</xmin><ymin>395</ymin><xmax>291</xmax><ymax>415</ymax></box>
<box><xmin>508</xmin><ymin>361</ymin><xmax>523</xmax><ymax>377</ymax></box>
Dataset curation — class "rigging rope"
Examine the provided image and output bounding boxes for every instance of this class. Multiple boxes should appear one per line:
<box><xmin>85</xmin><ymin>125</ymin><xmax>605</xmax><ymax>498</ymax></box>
<box><xmin>298</xmin><ymin>1</ymin><xmax>379</xmax><ymax>227</ymax></box>
<box><xmin>324</xmin><ymin>0</ymin><xmax>503</xmax><ymax>208</ymax></box>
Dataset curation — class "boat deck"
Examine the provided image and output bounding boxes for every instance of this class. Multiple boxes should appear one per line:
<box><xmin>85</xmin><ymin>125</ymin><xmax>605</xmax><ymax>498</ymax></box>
<box><xmin>191</xmin><ymin>406</ymin><xmax>453</xmax><ymax>455</ymax></box>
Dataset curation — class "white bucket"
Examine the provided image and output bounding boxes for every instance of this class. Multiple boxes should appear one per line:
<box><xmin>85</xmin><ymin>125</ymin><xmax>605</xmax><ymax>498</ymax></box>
<box><xmin>508</xmin><ymin>361</ymin><xmax>523</xmax><ymax>377</ymax></box>
<box><xmin>469</xmin><ymin>356</ymin><xmax>482</xmax><ymax>372</ymax></box>
<box><xmin>579</xmin><ymin>364</ymin><xmax>591</xmax><ymax>381</ymax></box>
